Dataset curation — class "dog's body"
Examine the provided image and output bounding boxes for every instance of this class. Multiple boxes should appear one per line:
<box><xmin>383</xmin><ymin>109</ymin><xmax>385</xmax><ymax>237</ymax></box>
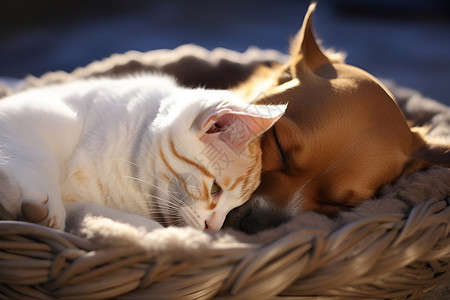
<box><xmin>226</xmin><ymin>3</ymin><xmax>450</xmax><ymax>231</ymax></box>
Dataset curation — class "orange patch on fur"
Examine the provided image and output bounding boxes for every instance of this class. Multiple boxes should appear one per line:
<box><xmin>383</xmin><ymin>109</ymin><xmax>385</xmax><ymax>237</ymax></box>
<box><xmin>161</xmin><ymin>173</ymin><xmax>170</xmax><ymax>183</ymax></box>
<box><xmin>159</xmin><ymin>141</ymin><xmax>199</xmax><ymax>201</ymax></box>
<box><xmin>202</xmin><ymin>180</ymin><xmax>209</xmax><ymax>200</ymax></box>
<box><xmin>207</xmin><ymin>198</ymin><xmax>217</xmax><ymax>210</ymax></box>
<box><xmin>97</xmin><ymin>180</ymin><xmax>105</xmax><ymax>197</ymax></box>
<box><xmin>63</xmin><ymin>197</ymin><xmax>77</xmax><ymax>203</ymax></box>
<box><xmin>222</xmin><ymin>176</ymin><xmax>230</xmax><ymax>188</ymax></box>
<box><xmin>73</xmin><ymin>169</ymin><xmax>86</xmax><ymax>184</ymax></box>
<box><xmin>169</xmin><ymin>137</ymin><xmax>213</xmax><ymax>179</ymax></box>
<box><xmin>229</xmin><ymin>175</ymin><xmax>244</xmax><ymax>191</ymax></box>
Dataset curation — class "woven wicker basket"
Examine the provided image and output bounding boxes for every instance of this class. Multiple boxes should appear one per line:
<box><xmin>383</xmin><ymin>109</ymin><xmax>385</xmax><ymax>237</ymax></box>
<box><xmin>1</xmin><ymin>46</ymin><xmax>450</xmax><ymax>299</ymax></box>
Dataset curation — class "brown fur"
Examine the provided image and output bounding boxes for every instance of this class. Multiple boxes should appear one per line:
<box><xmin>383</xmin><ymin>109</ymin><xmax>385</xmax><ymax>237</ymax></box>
<box><xmin>234</xmin><ymin>2</ymin><xmax>450</xmax><ymax>216</ymax></box>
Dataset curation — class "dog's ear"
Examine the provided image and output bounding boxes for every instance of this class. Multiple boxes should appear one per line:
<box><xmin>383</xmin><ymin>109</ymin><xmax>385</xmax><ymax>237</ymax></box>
<box><xmin>290</xmin><ymin>2</ymin><xmax>331</xmax><ymax>76</ymax></box>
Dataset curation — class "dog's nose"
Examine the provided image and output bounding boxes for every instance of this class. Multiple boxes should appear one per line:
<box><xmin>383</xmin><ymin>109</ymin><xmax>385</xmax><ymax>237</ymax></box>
<box><xmin>240</xmin><ymin>212</ymin><xmax>291</xmax><ymax>234</ymax></box>
<box><xmin>224</xmin><ymin>197</ymin><xmax>292</xmax><ymax>234</ymax></box>
<box><xmin>240</xmin><ymin>215</ymin><xmax>264</xmax><ymax>234</ymax></box>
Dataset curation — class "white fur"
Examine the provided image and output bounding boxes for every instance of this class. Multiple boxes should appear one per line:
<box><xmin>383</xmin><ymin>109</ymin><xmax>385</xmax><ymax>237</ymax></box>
<box><xmin>0</xmin><ymin>74</ymin><xmax>284</xmax><ymax>231</ymax></box>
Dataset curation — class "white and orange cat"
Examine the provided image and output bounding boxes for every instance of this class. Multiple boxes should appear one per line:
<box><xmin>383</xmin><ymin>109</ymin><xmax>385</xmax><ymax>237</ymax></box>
<box><xmin>0</xmin><ymin>74</ymin><xmax>285</xmax><ymax>231</ymax></box>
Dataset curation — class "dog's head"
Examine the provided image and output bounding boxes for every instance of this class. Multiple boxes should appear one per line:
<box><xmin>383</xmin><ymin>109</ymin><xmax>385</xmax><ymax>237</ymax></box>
<box><xmin>225</xmin><ymin>2</ymin><xmax>450</xmax><ymax>233</ymax></box>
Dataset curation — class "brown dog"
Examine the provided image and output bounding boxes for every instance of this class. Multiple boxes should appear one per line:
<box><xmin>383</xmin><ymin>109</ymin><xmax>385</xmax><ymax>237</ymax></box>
<box><xmin>225</xmin><ymin>2</ymin><xmax>450</xmax><ymax>232</ymax></box>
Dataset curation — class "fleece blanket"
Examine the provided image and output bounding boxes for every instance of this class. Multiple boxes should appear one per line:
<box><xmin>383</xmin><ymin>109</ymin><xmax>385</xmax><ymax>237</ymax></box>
<box><xmin>1</xmin><ymin>45</ymin><xmax>449</xmax><ymax>298</ymax></box>
<box><xmin>1</xmin><ymin>42</ymin><xmax>449</xmax><ymax>244</ymax></box>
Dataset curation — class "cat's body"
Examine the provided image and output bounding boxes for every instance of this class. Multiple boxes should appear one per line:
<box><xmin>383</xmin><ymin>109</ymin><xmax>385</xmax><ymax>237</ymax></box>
<box><xmin>0</xmin><ymin>74</ymin><xmax>284</xmax><ymax>230</ymax></box>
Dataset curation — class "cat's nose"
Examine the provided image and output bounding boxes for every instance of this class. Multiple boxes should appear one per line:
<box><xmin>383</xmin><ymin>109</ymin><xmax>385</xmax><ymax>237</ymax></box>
<box><xmin>204</xmin><ymin>220</ymin><xmax>221</xmax><ymax>231</ymax></box>
<box><xmin>204</xmin><ymin>214</ymin><xmax>225</xmax><ymax>231</ymax></box>
<box><xmin>204</xmin><ymin>221</ymin><xmax>212</xmax><ymax>231</ymax></box>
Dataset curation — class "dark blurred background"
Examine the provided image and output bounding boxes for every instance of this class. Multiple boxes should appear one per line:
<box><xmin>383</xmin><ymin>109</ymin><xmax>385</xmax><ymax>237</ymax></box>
<box><xmin>1</xmin><ymin>0</ymin><xmax>449</xmax><ymax>104</ymax></box>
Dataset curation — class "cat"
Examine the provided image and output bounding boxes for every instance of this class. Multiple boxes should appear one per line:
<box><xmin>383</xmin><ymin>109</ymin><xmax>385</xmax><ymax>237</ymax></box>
<box><xmin>0</xmin><ymin>74</ymin><xmax>285</xmax><ymax>231</ymax></box>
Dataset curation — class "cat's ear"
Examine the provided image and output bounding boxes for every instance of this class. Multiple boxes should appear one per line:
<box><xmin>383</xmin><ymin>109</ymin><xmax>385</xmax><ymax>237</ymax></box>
<box><xmin>196</xmin><ymin>103</ymin><xmax>286</xmax><ymax>152</ymax></box>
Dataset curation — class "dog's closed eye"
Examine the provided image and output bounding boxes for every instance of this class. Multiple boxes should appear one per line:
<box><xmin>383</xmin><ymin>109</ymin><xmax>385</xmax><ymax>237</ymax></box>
<box><xmin>272</xmin><ymin>126</ymin><xmax>288</xmax><ymax>171</ymax></box>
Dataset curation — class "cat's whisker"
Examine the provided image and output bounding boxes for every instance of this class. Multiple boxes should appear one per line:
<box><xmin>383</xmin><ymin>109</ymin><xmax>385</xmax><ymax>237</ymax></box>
<box><xmin>111</xmin><ymin>158</ymin><xmax>153</xmax><ymax>175</ymax></box>
<box><xmin>122</xmin><ymin>174</ymin><xmax>169</xmax><ymax>196</ymax></box>
<box><xmin>113</xmin><ymin>158</ymin><xmax>164</xmax><ymax>184</ymax></box>
<box><xmin>115</xmin><ymin>158</ymin><xmax>205</xmax><ymax>195</ymax></box>
<box><xmin>148</xmin><ymin>196</ymin><xmax>180</xmax><ymax>207</ymax></box>
<box><xmin>148</xmin><ymin>206</ymin><xmax>186</xmax><ymax>225</ymax></box>
<box><xmin>122</xmin><ymin>175</ymin><xmax>184</xmax><ymax>207</ymax></box>
<box><xmin>113</xmin><ymin>200</ymin><xmax>177</xmax><ymax>213</ymax></box>
<box><xmin>182</xmin><ymin>208</ymin><xmax>201</xmax><ymax>228</ymax></box>
<box><xmin>117</xmin><ymin>160</ymin><xmax>207</xmax><ymax>215</ymax></box>
<box><xmin>113</xmin><ymin>157</ymin><xmax>172</xmax><ymax>188</ymax></box>
<box><xmin>167</xmin><ymin>193</ymin><xmax>187</xmax><ymax>205</ymax></box>
<box><xmin>107</xmin><ymin>161</ymin><xmax>200</xmax><ymax>228</ymax></box>
<box><xmin>147</xmin><ymin>194</ymin><xmax>189</xmax><ymax>217</ymax></box>
<box><xmin>149</xmin><ymin>202</ymin><xmax>180</xmax><ymax>212</ymax></box>
<box><xmin>122</xmin><ymin>174</ymin><xmax>188</xmax><ymax>209</ymax></box>
<box><xmin>149</xmin><ymin>192</ymin><xmax>199</xmax><ymax>228</ymax></box>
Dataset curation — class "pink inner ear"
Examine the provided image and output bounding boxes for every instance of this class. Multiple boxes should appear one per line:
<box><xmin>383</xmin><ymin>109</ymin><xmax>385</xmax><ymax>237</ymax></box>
<box><xmin>201</xmin><ymin>109</ymin><xmax>284</xmax><ymax>153</ymax></box>
<box><xmin>205</xmin><ymin>113</ymin><xmax>235</xmax><ymax>134</ymax></box>
<box><xmin>206</xmin><ymin>123</ymin><xmax>221</xmax><ymax>134</ymax></box>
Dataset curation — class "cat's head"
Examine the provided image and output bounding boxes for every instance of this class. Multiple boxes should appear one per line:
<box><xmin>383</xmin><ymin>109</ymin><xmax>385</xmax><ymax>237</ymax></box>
<box><xmin>155</xmin><ymin>89</ymin><xmax>286</xmax><ymax>230</ymax></box>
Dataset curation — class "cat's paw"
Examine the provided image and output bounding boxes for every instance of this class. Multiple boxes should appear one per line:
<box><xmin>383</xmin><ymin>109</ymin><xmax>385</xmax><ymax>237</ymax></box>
<box><xmin>0</xmin><ymin>168</ymin><xmax>66</xmax><ymax>230</ymax></box>
<box><xmin>20</xmin><ymin>196</ymin><xmax>65</xmax><ymax>230</ymax></box>
<box><xmin>20</xmin><ymin>195</ymin><xmax>66</xmax><ymax>230</ymax></box>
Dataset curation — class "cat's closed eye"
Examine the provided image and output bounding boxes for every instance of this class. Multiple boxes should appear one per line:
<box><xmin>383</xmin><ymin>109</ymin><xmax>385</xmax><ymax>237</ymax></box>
<box><xmin>211</xmin><ymin>181</ymin><xmax>222</xmax><ymax>196</ymax></box>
